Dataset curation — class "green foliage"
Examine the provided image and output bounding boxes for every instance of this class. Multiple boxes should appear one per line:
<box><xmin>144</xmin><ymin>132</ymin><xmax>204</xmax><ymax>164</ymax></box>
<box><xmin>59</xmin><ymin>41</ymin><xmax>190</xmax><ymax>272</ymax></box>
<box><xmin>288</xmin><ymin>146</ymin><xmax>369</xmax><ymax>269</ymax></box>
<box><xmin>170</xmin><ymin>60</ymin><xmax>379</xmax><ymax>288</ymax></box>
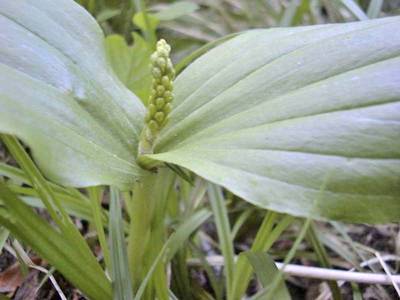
<box><xmin>133</xmin><ymin>12</ymin><xmax>160</xmax><ymax>37</ymax></box>
<box><xmin>2</xmin><ymin>1</ymin><xmax>398</xmax><ymax>223</ymax></box>
<box><xmin>105</xmin><ymin>33</ymin><xmax>153</xmax><ymax>102</ymax></box>
<box><xmin>232</xmin><ymin>213</ymin><xmax>294</xmax><ymax>299</ymax></box>
<box><xmin>0</xmin><ymin>0</ymin><xmax>144</xmax><ymax>188</ymax></box>
<box><xmin>0</xmin><ymin>184</ymin><xmax>111</xmax><ymax>299</ymax></box>
<box><xmin>109</xmin><ymin>187</ymin><xmax>134</xmax><ymax>300</ymax></box>
<box><xmin>150</xmin><ymin>17</ymin><xmax>400</xmax><ymax>223</ymax></box>
<box><xmin>0</xmin><ymin>1</ymin><xmax>399</xmax><ymax>299</ymax></box>
<box><xmin>244</xmin><ymin>251</ymin><xmax>291</xmax><ymax>300</ymax></box>
<box><xmin>154</xmin><ymin>2</ymin><xmax>199</xmax><ymax>21</ymax></box>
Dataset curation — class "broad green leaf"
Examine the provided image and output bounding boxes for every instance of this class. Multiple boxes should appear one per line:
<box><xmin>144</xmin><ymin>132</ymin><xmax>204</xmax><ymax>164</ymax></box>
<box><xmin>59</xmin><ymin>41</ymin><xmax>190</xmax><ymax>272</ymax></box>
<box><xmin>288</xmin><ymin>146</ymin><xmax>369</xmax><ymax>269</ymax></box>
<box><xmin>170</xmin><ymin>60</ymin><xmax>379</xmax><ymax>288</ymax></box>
<box><xmin>0</xmin><ymin>0</ymin><xmax>145</xmax><ymax>188</ymax></box>
<box><xmin>105</xmin><ymin>33</ymin><xmax>153</xmax><ymax>103</ymax></box>
<box><xmin>151</xmin><ymin>17</ymin><xmax>400</xmax><ymax>223</ymax></box>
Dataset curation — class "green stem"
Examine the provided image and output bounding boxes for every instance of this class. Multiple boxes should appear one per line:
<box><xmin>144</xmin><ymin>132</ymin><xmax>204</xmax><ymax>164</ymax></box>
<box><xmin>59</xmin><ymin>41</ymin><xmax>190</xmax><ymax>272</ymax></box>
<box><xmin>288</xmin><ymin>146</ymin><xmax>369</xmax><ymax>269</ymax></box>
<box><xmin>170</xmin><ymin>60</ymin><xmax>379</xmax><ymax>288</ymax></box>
<box><xmin>88</xmin><ymin>186</ymin><xmax>111</xmax><ymax>271</ymax></box>
<box><xmin>128</xmin><ymin>169</ymin><xmax>172</xmax><ymax>299</ymax></box>
<box><xmin>128</xmin><ymin>172</ymin><xmax>156</xmax><ymax>293</ymax></box>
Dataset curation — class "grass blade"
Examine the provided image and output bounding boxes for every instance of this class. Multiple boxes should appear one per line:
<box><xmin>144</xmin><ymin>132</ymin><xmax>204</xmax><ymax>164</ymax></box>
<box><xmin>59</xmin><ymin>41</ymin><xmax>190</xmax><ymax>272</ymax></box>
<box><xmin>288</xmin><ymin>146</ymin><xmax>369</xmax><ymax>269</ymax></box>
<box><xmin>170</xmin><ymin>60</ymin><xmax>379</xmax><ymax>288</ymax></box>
<box><xmin>244</xmin><ymin>251</ymin><xmax>291</xmax><ymax>300</ymax></box>
<box><xmin>0</xmin><ymin>162</ymin><xmax>26</xmax><ymax>183</ymax></box>
<box><xmin>208</xmin><ymin>184</ymin><xmax>235</xmax><ymax>299</ymax></box>
<box><xmin>250</xmin><ymin>218</ymin><xmax>311</xmax><ymax>300</ymax></box>
<box><xmin>367</xmin><ymin>0</ymin><xmax>383</xmax><ymax>18</ymax></box>
<box><xmin>340</xmin><ymin>0</ymin><xmax>368</xmax><ymax>20</ymax></box>
<box><xmin>307</xmin><ymin>222</ymin><xmax>342</xmax><ymax>300</ymax></box>
<box><xmin>1</xmin><ymin>135</ymin><xmax>105</xmax><ymax>271</ymax></box>
<box><xmin>1</xmin><ymin>135</ymin><xmax>65</xmax><ymax>226</ymax></box>
<box><xmin>109</xmin><ymin>187</ymin><xmax>134</xmax><ymax>300</ymax></box>
<box><xmin>88</xmin><ymin>186</ymin><xmax>111</xmax><ymax>271</ymax></box>
<box><xmin>190</xmin><ymin>244</ymin><xmax>224</xmax><ymax>300</ymax></box>
<box><xmin>0</xmin><ymin>226</ymin><xmax>9</xmax><ymax>253</ymax></box>
<box><xmin>279</xmin><ymin>0</ymin><xmax>301</xmax><ymax>26</ymax></box>
<box><xmin>231</xmin><ymin>209</ymin><xmax>254</xmax><ymax>240</ymax></box>
<box><xmin>134</xmin><ymin>209</ymin><xmax>211</xmax><ymax>300</ymax></box>
<box><xmin>0</xmin><ymin>183</ymin><xmax>111</xmax><ymax>299</ymax></box>
<box><xmin>231</xmin><ymin>213</ymin><xmax>294</xmax><ymax>299</ymax></box>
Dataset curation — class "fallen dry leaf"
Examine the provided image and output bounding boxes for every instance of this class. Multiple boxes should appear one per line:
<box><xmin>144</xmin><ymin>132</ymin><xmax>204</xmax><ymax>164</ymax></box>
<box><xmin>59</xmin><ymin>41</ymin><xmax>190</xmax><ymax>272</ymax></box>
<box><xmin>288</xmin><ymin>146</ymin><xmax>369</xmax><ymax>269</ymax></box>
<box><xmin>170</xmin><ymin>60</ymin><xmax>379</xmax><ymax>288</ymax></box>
<box><xmin>0</xmin><ymin>257</ymin><xmax>42</xmax><ymax>294</ymax></box>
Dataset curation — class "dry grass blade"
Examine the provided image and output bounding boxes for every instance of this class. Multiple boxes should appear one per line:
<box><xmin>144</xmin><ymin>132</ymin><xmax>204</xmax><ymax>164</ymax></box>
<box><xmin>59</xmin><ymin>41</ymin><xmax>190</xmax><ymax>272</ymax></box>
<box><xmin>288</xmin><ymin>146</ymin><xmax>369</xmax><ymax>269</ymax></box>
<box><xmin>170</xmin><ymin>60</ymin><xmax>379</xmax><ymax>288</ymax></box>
<box><xmin>375</xmin><ymin>251</ymin><xmax>400</xmax><ymax>297</ymax></box>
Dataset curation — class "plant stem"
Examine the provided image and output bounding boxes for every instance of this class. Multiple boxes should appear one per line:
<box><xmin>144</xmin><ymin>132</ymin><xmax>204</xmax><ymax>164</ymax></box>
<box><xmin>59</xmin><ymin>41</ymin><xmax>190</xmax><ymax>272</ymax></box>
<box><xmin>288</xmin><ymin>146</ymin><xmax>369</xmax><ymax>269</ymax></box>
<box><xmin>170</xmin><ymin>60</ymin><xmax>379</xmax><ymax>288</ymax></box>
<box><xmin>128</xmin><ymin>172</ymin><xmax>156</xmax><ymax>294</ymax></box>
<box><xmin>128</xmin><ymin>169</ymin><xmax>174</xmax><ymax>298</ymax></box>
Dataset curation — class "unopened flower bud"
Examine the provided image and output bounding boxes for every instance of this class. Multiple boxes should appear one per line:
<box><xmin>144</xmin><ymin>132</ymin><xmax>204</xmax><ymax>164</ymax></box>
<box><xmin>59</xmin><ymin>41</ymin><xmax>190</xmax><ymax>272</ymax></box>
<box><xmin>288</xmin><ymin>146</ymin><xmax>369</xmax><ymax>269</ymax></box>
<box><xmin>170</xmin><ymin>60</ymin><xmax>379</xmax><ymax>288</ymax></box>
<box><xmin>152</xmin><ymin>67</ymin><xmax>161</xmax><ymax>78</ymax></box>
<box><xmin>138</xmin><ymin>39</ymin><xmax>175</xmax><ymax>158</ymax></box>
<box><xmin>156</xmin><ymin>85</ymin><xmax>165</xmax><ymax>95</ymax></box>
<box><xmin>164</xmin><ymin>103</ymin><xmax>172</xmax><ymax>114</ymax></box>
<box><xmin>148</xmin><ymin>120</ymin><xmax>159</xmax><ymax>133</ymax></box>
<box><xmin>155</xmin><ymin>112</ymin><xmax>165</xmax><ymax>123</ymax></box>
<box><xmin>156</xmin><ymin>98</ymin><xmax>165</xmax><ymax>109</ymax></box>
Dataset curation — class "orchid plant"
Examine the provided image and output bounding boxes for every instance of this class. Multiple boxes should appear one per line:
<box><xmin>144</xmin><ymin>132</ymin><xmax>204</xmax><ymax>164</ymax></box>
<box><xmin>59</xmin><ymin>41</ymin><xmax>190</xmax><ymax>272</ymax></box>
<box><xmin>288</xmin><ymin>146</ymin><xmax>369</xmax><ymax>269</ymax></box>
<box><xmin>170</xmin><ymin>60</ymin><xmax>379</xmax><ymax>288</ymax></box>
<box><xmin>0</xmin><ymin>1</ymin><xmax>399</xmax><ymax>299</ymax></box>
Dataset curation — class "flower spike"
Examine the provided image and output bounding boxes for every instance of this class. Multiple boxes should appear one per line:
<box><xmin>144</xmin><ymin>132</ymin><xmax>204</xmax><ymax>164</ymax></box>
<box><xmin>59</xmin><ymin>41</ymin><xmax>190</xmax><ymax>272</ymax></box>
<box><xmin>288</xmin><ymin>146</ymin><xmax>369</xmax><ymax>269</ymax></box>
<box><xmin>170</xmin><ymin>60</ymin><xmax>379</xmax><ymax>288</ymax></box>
<box><xmin>138</xmin><ymin>39</ymin><xmax>175</xmax><ymax>162</ymax></box>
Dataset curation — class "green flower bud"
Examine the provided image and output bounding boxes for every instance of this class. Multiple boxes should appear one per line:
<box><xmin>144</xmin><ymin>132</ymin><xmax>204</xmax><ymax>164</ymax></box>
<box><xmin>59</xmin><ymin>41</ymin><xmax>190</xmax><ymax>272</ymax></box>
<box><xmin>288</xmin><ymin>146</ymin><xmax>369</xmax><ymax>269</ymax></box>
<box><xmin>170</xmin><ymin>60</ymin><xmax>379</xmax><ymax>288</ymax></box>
<box><xmin>164</xmin><ymin>103</ymin><xmax>172</xmax><ymax>114</ymax></box>
<box><xmin>148</xmin><ymin>103</ymin><xmax>156</xmax><ymax>115</ymax></box>
<box><xmin>148</xmin><ymin>120</ymin><xmax>159</xmax><ymax>133</ymax></box>
<box><xmin>156</xmin><ymin>85</ymin><xmax>165</xmax><ymax>96</ymax></box>
<box><xmin>167</xmin><ymin>60</ymin><xmax>173</xmax><ymax>72</ymax></box>
<box><xmin>161</xmin><ymin>115</ymin><xmax>169</xmax><ymax>128</ymax></box>
<box><xmin>156</xmin><ymin>57</ymin><xmax>166</xmax><ymax>69</ymax></box>
<box><xmin>157</xmin><ymin>48</ymin><xmax>168</xmax><ymax>57</ymax></box>
<box><xmin>154</xmin><ymin>111</ymin><xmax>165</xmax><ymax>123</ymax></box>
<box><xmin>164</xmin><ymin>91</ymin><xmax>173</xmax><ymax>102</ymax></box>
<box><xmin>155</xmin><ymin>98</ymin><xmax>165</xmax><ymax>109</ymax></box>
<box><xmin>161</xmin><ymin>76</ymin><xmax>169</xmax><ymax>86</ymax></box>
<box><xmin>150</xmin><ymin>53</ymin><xmax>158</xmax><ymax>63</ymax></box>
<box><xmin>138</xmin><ymin>39</ymin><xmax>175</xmax><ymax>159</ymax></box>
<box><xmin>152</xmin><ymin>67</ymin><xmax>161</xmax><ymax>78</ymax></box>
